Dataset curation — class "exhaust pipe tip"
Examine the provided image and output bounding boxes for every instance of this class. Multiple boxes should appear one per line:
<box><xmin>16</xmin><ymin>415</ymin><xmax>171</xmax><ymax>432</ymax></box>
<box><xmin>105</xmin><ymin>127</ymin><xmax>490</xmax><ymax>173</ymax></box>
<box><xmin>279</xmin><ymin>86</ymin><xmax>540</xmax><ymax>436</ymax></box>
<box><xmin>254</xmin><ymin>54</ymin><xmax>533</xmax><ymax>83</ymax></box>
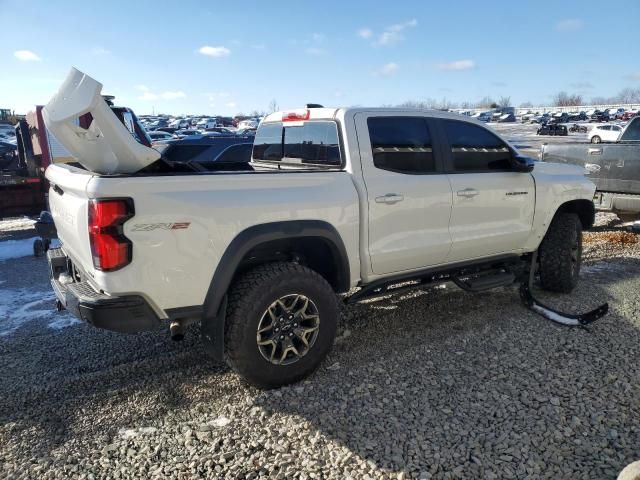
<box><xmin>169</xmin><ymin>321</ymin><xmax>185</xmax><ymax>341</ymax></box>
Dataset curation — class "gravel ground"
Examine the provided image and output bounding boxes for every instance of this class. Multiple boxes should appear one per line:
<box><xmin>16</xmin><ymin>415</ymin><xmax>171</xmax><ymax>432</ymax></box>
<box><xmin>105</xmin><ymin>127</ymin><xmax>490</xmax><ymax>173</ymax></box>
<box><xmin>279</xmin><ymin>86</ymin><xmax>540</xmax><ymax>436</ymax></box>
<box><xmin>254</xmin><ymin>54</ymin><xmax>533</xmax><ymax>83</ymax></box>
<box><xmin>1</xmin><ymin>213</ymin><xmax>639</xmax><ymax>480</ymax></box>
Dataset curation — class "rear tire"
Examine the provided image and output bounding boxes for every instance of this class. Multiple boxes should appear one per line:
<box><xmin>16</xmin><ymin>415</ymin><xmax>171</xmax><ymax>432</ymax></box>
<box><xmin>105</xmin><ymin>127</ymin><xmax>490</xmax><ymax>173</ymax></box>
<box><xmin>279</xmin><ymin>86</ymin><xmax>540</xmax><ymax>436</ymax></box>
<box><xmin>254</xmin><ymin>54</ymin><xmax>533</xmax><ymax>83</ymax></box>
<box><xmin>538</xmin><ymin>213</ymin><xmax>583</xmax><ymax>293</ymax></box>
<box><xmin>225</xmin><ymin>262</ymin><xmax>338</xmax><ymax>389</ymax></box>
<box><xmin>591</xmin><ymin>135</ymin><xmax>601</xmax><ymax>144</ymax></box>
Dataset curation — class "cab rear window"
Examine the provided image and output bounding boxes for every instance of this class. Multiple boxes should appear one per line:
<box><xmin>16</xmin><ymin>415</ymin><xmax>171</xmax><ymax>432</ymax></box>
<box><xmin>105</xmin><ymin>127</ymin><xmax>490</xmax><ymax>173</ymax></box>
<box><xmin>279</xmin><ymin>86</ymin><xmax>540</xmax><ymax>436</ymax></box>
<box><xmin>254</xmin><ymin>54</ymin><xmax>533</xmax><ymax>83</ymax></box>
<box><xmin>253</xmin><ymin>121</ymin><xmax>341</xmax><ymax>166</ymax></box>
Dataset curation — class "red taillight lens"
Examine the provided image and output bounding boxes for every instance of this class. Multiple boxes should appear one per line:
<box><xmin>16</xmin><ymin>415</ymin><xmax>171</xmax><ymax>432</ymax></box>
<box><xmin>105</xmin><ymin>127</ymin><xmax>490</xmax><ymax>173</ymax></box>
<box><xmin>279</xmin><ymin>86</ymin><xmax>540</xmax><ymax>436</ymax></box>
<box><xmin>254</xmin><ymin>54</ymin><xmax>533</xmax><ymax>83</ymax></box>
<box><xmin>88</xmin><ymin>199</ymin><xmax>134</xmax><ymax>271</ymax></box>
<box><xmin>282</xmin><ymin>109</ymin><xmax>310</xmax><ymax>122</ymax></box>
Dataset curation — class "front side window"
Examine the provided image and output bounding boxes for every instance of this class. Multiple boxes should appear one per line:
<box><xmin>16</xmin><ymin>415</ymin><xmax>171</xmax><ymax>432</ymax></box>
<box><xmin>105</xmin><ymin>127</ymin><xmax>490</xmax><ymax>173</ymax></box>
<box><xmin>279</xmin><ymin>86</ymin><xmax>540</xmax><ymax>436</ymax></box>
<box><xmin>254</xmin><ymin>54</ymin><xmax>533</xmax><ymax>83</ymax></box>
<box><xmin>367</xmin><ymin>117</ymin><xmax>435</xmax><ymax>174</ymax></box>
<box><xmin>442</xmin><ymin>120</ymin><xmax>512</xmax><ymax>172</ymax></box>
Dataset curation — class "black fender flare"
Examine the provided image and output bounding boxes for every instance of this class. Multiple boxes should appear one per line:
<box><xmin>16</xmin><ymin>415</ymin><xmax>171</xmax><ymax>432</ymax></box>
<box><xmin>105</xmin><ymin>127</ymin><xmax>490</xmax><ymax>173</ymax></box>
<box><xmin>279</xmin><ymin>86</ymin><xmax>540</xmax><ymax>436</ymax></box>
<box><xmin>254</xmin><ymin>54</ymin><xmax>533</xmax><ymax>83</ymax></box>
<box><xmin>200</xmin><ymin>220</ymin><xmax>350</xmax><ymax>361</ymax></box>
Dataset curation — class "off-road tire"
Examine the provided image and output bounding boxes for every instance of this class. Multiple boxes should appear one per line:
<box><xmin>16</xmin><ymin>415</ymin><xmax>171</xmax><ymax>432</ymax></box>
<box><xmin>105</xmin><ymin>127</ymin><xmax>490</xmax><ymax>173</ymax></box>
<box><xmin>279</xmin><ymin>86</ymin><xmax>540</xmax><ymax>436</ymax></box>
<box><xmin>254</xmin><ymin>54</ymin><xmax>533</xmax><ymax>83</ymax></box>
<box><xmin>225</xmin><ymin>262</ymin><xmax>338</xmax><ymax>389</ymax></box>
<box><xmin>538</xmin><ymin>213</ymin><xmax>583</xmax><ymax>293</ymax></box>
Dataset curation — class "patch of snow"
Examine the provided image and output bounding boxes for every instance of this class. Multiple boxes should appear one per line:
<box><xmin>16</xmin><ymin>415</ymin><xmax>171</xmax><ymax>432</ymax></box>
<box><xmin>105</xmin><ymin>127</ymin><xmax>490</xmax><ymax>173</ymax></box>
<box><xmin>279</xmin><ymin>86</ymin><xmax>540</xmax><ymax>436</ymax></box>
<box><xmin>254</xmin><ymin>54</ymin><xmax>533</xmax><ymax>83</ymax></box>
<box><xmin>0</xmin><ymin>217</ymin><xmax>36</xmax><ymax>232</ymax></box>
<box><xmin>210</xmin><ymin>416</ymin><xmax>231</xmax><ymax>428</ymax></box>
<box><xmin>0</xmin><ymin>237</ymin><xmax>38</xmax><ymax>262</ymax></box>
<box><xmin>531</xmin><ymin>304</ymin><xmax>580</xmax><ymax>326</ymax></box>
<box><xmin>118</xmin><ymin>427</ymin><xmax>158</xmax><ymax>439</ymax></box>
<box><xmin>0</xmin><ymin>286</ymin><xmax>78</xmax><ymax>336</ymax></box>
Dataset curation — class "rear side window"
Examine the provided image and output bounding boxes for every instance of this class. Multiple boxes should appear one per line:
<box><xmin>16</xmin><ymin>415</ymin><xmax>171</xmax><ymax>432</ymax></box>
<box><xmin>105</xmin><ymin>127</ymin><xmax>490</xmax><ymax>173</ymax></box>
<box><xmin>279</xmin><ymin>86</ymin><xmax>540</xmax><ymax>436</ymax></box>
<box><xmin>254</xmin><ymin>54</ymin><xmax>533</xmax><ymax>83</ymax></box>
<box><xmin>253</xmin><ymin>121</ymin><xmax>341</xmax><ymax>166</ymax></box>
<box><xmin>367</xmin><ymin>117</ymin><xmax>435</xmax><ymax>174</ymax></box>
<box><xmin>442</xmin><ymin>120</ymin><xmax>512</xmax><ymax>172</ymax></box>
<box><xmin>252</xmin><ymin>123</ymin><xmax>283</xmax><ymax>160</ymax></box>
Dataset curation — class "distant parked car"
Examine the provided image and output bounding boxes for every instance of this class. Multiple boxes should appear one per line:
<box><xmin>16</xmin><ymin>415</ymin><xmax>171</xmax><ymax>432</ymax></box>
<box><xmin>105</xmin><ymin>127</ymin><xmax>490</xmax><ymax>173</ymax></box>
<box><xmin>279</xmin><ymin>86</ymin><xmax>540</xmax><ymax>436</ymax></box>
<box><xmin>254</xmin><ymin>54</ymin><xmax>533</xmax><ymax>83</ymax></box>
<box><xmin>549</xmin><ymin>112</ymin><xmax>569</xmax><ymax>124</ymax></box>
<box><xmin>567</xmin><ymin>111</ymin><xmax>587</xmax><ymax>121</ymax></box>
<box><xmin>498</xmin><ymin>113</ymin><xmax>516</xmax><ymax>123</ymax></box>
<box><xmin>537</xmin><ymin>124</ymin><xmax>568</xmax><ymax>136</ymax></box>
<box><xmin>588</xmin><ymin>124</ymin><xmax>623</xmax><ymax>143</ymax></box>
<box><xmin>0</xmin><ymin>140</ymin><xmax>18</xmax><ymax>169</ymax></box>
<box><xmin>237</xmin><ymin>119</ymin><xmax>260</xmax><ymax>129</ymax></box>
<box><xmin>196</xmin><ymin>118</ymin><xmax>218</xmax><ymax>129</ymax></box>
<box><xmin>590</xmin><ymin>110</ymin><xmax>610</xmax><ymax>122</ymax></box>
<box><xmin>169</xmin><ymin>119</ymin><xmax>191</xmax><ymax>129</ymax></box>
<box><xmin>609</xmin><ymin>108</ymin><xmax>625</xmax><ymax>120</ymax></box>
<box><xmin>621</xmin><ymin>111</ymin><xmax>637</xmax><ymax>121</ymax></box>
<box><xmin>148</xmin><ymin>131</ymin><xmax>176</xmax><ymax>142</ymax></box>
<box><xmin>155</xmin><ymin>127</ymin><xmax>179</xmax><ymax>134</ymax></box>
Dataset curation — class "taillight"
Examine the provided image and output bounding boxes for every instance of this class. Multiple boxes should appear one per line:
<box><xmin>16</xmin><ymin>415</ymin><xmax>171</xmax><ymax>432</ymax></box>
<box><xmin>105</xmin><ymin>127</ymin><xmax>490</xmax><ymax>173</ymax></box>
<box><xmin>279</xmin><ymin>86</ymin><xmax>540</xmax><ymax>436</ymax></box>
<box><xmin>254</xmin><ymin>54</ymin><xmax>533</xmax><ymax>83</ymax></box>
<box><xmin>282</xmin><ymin>109</ymin><xmax>310</xmax><ymax>122</ymax></box>
<box><xmin>88</xmin><ymin>198</ymin><xmax>134</xmax><ymax>271</ymax></box>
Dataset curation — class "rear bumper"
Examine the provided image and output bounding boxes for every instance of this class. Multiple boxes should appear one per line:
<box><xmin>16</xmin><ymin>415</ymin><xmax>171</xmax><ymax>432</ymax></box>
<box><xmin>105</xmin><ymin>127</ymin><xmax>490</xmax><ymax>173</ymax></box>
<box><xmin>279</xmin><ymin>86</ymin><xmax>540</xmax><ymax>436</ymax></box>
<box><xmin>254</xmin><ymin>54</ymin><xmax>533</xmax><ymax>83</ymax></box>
<box><xmin>48</xmin><ymin>247</ymin><xmax>161</xmax><ymax>333</ymax></box>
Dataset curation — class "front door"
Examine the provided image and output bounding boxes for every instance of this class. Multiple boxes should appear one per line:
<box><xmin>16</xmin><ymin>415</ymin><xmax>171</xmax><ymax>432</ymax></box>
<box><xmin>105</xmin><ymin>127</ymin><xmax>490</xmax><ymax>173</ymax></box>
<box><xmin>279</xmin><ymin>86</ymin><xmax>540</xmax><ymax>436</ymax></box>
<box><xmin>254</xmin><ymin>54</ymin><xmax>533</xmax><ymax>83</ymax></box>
<box><xmin>355</xmin><ymin>113</ymin><xmax>453</xmax><ymax>275</ymax></box>
<box><xmin>438</xmin><ymin>118</ymin><xmax>535</xmax><ymax>263</ymax></box>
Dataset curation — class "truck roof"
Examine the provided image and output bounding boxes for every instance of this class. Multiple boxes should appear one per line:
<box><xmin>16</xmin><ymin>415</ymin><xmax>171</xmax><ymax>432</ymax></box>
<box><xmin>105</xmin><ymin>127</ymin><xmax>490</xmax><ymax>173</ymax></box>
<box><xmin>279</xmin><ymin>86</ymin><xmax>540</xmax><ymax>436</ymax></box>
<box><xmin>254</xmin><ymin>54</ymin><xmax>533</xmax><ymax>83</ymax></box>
<box><xmin>262</xmin><ymin>107</ymin><xmax>478</xmax><ymax>124</ymax></box>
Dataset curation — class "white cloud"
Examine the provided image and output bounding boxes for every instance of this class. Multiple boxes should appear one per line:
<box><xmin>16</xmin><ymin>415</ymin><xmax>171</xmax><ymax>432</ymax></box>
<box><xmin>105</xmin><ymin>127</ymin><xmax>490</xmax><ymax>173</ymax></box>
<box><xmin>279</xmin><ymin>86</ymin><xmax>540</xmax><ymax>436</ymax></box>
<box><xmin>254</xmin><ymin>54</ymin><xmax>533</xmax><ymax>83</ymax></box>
<box><xmin>556</xmin><ymin>19</ymin><xmax>583</xmax><ymax>32</ymax></box>
<box><xmin>311</xmin><ymin>33</ymin><xmax>325</xmax><ymax>42</ymax></box>
<box><xmin>357</xmin><ymin>28</ymin><xmax>373</xmax><ymax>39</ymax></box>
<box><xmin>375</xmin><ymin>62</ymin><xmax>399</xmax><ymax>76</ymax></box>
<box><xmin>435</xmin><ymin>59</ymin><xmax>475</xmax><ymax>71</ymax></box>
<box><xmin>626</xmin><ymin>73</ymin><xmax>640</xmax><ymax>81</ymax></box>
<box><xmin>374</xmin><ymin>19</ymin><xmax>418</xmax><ymax>46</ymax></box>
<box><xmin>135</xmin><ymin>85</ymin><xmax>150</xmax><ymax>92</ymax></box>
<box><xmin>198</xmin><ymin>45</ymin><xmax>231</xmax><ymax>57</ymax></box>
<box><xmin>91</xmin><ymin>47</ymin><xmax>111</xmax><ymax>55</ymax></box>
<box><xmin>305</xmin><ymin>47</ymin><xmax>327</xmax><ymax>56</ymax></box>
<box><xmin>570</xmin><ymin>81</ymin><xmax>594</xmax><ymax>90</ymax></box>
<box><xmin>226</xmin><ymin>101</ymin><xmax>237</xmax><ymax>108</ymax></box>
<box><xmin>14</xmin><ymin>50</ymin><xmax>41</xmax><ymax>62</ymax></box>
<box><xmin>251</xmin><ymin>44</ymin><xmax>266</xmax><ymax>50</ymax></box>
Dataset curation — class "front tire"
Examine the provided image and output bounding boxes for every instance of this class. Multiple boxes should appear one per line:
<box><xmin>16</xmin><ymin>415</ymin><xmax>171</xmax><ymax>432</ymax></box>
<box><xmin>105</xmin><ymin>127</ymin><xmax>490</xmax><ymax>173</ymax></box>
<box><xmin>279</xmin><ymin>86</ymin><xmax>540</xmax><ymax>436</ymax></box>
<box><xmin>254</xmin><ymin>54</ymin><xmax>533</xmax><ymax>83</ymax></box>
<box><xmin>538</xmin><ymin>213</ymin><xmax>583</xmax><ymax>293</ymax></box>
<box><xmin>591</xmin><ymin>135</ymin><xmax>601</xmax><ymax>144</ymax></box>
<box><xmin>225</xmin><ymin>262</ymin><xmax>338</xmax><ymax>389</ymax></box>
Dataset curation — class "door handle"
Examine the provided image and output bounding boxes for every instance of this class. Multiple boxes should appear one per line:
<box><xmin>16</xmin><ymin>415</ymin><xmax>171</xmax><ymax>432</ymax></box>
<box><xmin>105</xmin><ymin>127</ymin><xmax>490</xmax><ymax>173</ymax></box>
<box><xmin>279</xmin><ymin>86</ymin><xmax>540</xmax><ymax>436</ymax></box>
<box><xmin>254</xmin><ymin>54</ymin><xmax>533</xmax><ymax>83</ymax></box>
<box><xmin>457</xmin><ymin>188</ymin><xmax>479</xmax><ymax>198</ymax></box>
<box><xmin>588</xmin><ymin>148</ymin><xmax>603</xmax><ymax>155</ymax></box>
<box><xmin>375</xmin><ymin>193</ymin><xmax>404</xmax><ymax>204</ymax></box>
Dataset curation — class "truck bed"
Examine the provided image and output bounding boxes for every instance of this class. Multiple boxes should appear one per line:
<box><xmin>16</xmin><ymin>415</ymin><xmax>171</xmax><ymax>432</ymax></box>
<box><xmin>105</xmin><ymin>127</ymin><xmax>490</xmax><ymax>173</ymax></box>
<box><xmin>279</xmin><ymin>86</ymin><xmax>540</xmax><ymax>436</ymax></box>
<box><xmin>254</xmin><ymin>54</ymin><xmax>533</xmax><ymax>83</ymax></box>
<box><xmin>541</xmin><ymin>141</ymin><xmax>640</xmax><ymax>195</ymax></box>
<box><xmin>46</xmin><ymin>163</ymin><xmax>361</xmax><ymax>316</ymax></box>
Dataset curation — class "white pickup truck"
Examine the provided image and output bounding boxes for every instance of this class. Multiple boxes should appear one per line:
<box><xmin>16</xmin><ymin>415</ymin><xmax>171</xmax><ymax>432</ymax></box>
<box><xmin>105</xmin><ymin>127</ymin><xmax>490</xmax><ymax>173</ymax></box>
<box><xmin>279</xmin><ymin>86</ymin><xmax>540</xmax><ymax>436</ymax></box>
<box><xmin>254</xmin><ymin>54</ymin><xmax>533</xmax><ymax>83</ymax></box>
<box><xmin>44</xmin><ymin>70</ymin><xmax>598</xmax><ymax>388</ymax></box>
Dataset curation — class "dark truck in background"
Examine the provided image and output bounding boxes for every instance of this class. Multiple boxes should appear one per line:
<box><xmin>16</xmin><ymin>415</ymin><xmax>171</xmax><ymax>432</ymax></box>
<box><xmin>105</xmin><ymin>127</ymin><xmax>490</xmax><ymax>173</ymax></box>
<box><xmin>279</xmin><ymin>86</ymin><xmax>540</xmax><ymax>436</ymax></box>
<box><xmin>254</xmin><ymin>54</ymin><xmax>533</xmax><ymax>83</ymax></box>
<box><xmin>541</xmin><ymin>117</ymin><xmax>640</xmax><ymax>221</ymax></box>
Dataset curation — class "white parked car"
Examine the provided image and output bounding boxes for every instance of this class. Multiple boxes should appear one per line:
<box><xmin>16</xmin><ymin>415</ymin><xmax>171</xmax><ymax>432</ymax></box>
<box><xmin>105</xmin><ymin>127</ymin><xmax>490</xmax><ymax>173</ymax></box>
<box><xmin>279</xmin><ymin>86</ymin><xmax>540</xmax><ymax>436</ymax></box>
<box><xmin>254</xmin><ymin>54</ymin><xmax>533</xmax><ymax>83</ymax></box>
<box><xmin>237</xmin><ymin>119</ymin><xmax>259</xmax><ymax>130</ymax></box>
<box><xmin>196</xmin><ymin>118</ymin><xmax>218</xmax><ymax>129</ymax></box>
<box><xmin>169</xmin><ymin>119</ymin><xmax>191</xmax><ymax>129</ymax></box>
<box><xmin>589</xmin><ymin>124</ymin><xmax>623</xmax><ymax>144</ymax></box>
<box><xmin>43</xmin><ymin>69</ymin><xmax>601</xmax><ymax>388</ymax></box>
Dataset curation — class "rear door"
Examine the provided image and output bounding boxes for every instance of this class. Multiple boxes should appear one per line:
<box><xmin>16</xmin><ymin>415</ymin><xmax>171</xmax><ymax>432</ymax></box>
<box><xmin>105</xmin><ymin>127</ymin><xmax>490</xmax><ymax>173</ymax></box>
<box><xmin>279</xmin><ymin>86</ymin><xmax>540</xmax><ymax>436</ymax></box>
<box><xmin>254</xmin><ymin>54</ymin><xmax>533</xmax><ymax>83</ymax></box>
<box><xmin>355</xmin><ymin>113</ymin><xmax>453</xmax><ymax>274</ymax></box>
<box><xmin>438</xmin><ymin>119</ymin><xmax>535</xmax><ymax>263</ymax></box>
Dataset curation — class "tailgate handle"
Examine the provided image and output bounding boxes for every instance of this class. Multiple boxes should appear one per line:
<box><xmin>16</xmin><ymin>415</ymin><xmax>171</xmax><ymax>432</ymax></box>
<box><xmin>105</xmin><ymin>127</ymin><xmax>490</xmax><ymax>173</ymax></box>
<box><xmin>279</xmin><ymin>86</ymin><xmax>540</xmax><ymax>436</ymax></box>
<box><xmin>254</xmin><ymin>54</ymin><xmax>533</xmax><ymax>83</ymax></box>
<box><xmin>52</xmin><ymin>184</ymin><xmax>64</xmax><ymax>196</ymax></box>
<box><xmin>588</xmin><ymin>148</ymin><xmax>602</xmax><ymax>155</ymax></box>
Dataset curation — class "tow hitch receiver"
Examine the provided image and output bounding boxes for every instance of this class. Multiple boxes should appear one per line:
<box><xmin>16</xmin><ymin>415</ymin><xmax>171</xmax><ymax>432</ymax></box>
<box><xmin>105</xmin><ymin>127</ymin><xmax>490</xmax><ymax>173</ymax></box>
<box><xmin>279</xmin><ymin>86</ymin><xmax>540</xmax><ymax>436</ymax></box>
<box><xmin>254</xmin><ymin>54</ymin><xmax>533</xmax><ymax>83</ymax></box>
<box><xmin>520</xmin><ymin>252</ymin><xmax>608</xmax><ymax>327</ymax></box>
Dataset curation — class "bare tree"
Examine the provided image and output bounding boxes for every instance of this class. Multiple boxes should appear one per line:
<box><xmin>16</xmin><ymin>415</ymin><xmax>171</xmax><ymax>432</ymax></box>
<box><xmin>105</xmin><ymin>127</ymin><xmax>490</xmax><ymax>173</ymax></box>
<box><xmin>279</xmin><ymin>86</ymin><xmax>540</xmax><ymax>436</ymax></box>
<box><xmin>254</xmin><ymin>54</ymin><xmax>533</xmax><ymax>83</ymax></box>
<box><xmin>553</xmin><ymin>91</ymin><xmax>583</xmax><ymax>107</ymax></box>
<box><xmin>519</xmin><ymin>101</ymin><xmax>534</xmax><ymax>108</ymax></box>
<box><xmin>268</xmin><ymin>99</ymin><xmax>279</xmax><ymax>113</ymax></box>
<box><xmin>498</xmin><ymin>96</ymin><xmax>512</xmax><ymax>107</ymax></box>
<box><xmin>476</xmin><ymin>96</ymin><xmax>496</xmax><ymax>108</ymax></box>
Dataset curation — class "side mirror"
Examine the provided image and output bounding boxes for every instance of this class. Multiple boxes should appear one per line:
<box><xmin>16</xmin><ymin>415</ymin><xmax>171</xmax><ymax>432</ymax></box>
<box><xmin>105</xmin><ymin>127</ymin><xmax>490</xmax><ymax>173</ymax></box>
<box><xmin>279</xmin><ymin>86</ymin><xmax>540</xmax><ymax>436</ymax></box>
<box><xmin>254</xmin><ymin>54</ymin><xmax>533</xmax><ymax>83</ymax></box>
<box><xmin>512</xmin><ymin>154</ymin><xmax>535</xmax><ymax>172</ymax></box>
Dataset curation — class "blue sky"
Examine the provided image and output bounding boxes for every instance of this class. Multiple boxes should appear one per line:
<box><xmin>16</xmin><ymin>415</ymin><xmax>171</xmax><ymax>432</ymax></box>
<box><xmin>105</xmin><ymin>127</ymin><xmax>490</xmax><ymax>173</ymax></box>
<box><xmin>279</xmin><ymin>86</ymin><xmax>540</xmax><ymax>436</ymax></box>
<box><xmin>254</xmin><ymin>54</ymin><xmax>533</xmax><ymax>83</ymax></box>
<box><xmin>1</xmin><ymin>0</ymin><xmax>639</xmax><ymax>115</ymax></box>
